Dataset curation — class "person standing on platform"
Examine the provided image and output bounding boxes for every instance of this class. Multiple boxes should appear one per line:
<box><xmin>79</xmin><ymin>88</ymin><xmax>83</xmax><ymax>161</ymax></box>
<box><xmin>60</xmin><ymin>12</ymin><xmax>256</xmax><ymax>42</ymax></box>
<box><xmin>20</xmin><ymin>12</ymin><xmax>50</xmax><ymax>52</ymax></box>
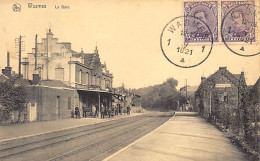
<box><xmin>82</xmin><ymin>104</ymin><xmax>86</xmax><ymax>118</ymax></box>
<box><xmin>92</xmin><ymin>104</ymin><xmax>96</xmax><ymax>118</ymax></box>
<box><xmin>101</xmin><ymin>104</ymin><xmax>105</xmax><ymax>119</ymax></box>
<box><xmin>108</xmin><ymin>105</ymin><xmax>112</xmax><ymax>118</ymax></box>
<box><xmin>75</xmin><ymin>105</ymin><xmax>80</xmax><ymax>119</ymax></box>
<box><xmin>127</xmin><ymin>105</ymin><xmax>131</xmax><ymax>115</ymax></box>
<box><xmin>111</xmin><ymin>105</ymin><xmax>115</xmax><ymax>117</ymax></box>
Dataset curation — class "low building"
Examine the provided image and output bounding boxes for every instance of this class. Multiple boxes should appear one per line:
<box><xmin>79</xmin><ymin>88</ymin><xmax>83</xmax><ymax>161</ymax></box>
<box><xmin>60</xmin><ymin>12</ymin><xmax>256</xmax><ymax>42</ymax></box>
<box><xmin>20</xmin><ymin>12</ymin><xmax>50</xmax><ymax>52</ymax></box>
<box><xmin>179</xmin><ymin>85</ymin><xmax>198</xmax><ymax>111</ymax></box>
<box><xmin>195</xmin><ymin>67</ymin><xmax>247</xmax><ymax>118</ymax></box>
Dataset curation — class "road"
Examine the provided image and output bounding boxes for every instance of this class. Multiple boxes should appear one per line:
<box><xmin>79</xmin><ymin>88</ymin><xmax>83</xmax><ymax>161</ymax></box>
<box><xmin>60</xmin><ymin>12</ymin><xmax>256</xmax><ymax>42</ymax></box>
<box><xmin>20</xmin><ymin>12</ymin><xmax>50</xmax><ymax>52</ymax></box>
<box><xmin>0</xmin><ymin>112</ymin><xmax>172</xmax><ymax>161</ymax></box>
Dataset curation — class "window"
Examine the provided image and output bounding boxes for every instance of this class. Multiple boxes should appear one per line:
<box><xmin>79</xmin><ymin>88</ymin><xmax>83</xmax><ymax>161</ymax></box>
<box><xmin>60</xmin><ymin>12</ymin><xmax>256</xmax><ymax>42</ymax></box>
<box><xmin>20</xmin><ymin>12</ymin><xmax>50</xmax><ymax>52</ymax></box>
<box><xmin>92</xmin><ymin>75</ymin><xmax>95</xmax><ymax>85</ymax></box>
<box><xmin>68</xmin><ymin>97</ymin><xmax>72</xmax><ymax>110</ymax></box>
<box><xmin>81</xmin><ymin>72</ymin><xmax>86</xmax><ymax>85</ymax></box>
<box><xmin>95</xmin><ymin>76</ymin><xmax>97</xmax><ymax>86</ymax></box>
<box><xmin>86</xmin><ymin>72</ymin><xmax>89</xmax><ymax>85</ymax></box>
<box><xmin>102</xmin><ymin>78</ymin><xmax>105</xmax><ymax>89</ymax></box>
<box><xmin>223</xmin><ymin>92</ymin><xmax>228</xmax><ymax>102</ymax></box>
<box><xmin>107</xmin><ymin>80</ymin><xmax>110</xmax><ymax>88</ymax></box>
<box><xmin>79</xmin><ymin>70</ymin><xmax>82</xmax><ymax>84</ymax></box>
<box><xmin>55</xmin><ymin>67</ymin><xmax>64</xmax><ymax>81</ymax></box>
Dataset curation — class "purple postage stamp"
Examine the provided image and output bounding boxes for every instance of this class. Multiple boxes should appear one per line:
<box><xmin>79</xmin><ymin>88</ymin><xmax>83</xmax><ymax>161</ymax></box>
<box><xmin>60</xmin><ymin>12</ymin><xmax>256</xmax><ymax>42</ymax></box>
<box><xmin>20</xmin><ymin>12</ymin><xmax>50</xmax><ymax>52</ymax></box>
<box><xmin>221</xmin><ymin>1</ymin><xmax>255</xmax><ymax>43</ymax></box>
<box><xmin>184</xmin><ymin>1</ymin><xmax>218</xmax><ymax>43</ymax></box>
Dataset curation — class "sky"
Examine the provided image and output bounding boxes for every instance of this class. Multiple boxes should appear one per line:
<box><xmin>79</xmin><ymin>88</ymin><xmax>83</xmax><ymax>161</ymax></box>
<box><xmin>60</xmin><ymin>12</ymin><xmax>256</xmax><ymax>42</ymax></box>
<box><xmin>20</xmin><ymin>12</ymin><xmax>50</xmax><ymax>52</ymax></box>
<box><xmin>0</xmin><ymin>0</ymin><xmax>259</xmax><ymax>89</ymax></box>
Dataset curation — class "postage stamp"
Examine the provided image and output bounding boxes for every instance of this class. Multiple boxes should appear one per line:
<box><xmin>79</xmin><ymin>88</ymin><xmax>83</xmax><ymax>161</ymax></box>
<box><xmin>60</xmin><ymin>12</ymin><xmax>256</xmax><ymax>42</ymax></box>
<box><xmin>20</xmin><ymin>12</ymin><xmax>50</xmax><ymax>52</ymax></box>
<box><xmin>221</xmin><ymin>1</ymin><xmax>256</xmax><ymax>43</ymax></box>
<box><xmin>184</xmin><ymin>1</ymin><xmax>218</xmax><ymax>43</ymax></box>
<box><xmin>221</xmin><ymin>1</ymin><xmax>259</xmax><ymax>56</ymax></box>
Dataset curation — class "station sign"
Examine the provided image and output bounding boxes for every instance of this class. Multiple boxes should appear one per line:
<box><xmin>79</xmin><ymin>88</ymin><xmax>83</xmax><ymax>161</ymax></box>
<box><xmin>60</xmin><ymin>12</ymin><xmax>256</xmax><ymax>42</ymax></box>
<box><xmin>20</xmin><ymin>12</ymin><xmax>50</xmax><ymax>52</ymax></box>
<box><xmin>215</xmin><ymin>84</ymin><xmax>231</xmax><ymax>88</ymax></box>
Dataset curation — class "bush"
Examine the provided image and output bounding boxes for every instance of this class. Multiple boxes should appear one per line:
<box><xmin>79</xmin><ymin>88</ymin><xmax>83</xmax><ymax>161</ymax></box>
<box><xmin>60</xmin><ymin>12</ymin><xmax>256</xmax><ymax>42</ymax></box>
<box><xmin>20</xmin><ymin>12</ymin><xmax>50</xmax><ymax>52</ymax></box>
<box><xmin>0</xmin><ymin>77</ymin><xmax>28</xmax><ymax>123</ymax></box>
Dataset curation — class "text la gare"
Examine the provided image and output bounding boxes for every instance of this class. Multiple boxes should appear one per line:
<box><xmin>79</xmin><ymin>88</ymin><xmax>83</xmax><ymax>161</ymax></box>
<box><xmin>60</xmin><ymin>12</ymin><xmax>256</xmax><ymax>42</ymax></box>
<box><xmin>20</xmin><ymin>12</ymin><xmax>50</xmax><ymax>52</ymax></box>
<box><xmin>55</xmin><ymin>5</ymin><xmax>70</xmax><ymax>9</ymax></box>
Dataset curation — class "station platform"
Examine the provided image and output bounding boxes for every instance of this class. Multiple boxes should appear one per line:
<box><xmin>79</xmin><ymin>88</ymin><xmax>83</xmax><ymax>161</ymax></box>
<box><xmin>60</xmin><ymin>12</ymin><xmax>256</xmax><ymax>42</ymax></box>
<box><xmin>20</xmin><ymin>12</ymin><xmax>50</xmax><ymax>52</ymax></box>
<box><xmin>104</xmin><ymin>112</ymin><xmax>247</xmax><ymax>161</ymax></box>
<box><xmin>0</xmin><ymin>113</ymin><xmax>143</xmax><ymax>142</ymax></box>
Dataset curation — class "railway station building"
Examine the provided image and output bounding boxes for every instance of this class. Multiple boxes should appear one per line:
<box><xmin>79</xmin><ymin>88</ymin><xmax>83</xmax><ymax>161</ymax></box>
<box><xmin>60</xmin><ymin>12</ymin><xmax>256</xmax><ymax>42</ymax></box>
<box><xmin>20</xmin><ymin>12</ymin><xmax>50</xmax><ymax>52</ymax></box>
<box><xmin>19</xmin><ymin>29</ymin><xmax>114</xmax><ymax>121</ymax></box>
<box><xmin>195</xmin><ymin>67</ymin><xmax>247</xmax><ymax>119</ymax></box>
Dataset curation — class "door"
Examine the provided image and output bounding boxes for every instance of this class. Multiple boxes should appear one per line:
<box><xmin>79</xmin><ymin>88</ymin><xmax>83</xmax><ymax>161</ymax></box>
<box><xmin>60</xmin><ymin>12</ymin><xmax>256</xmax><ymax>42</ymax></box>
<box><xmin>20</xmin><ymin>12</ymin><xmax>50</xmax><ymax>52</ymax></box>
<box><xmin>56</xmin><ymin>96</ymin><xmax>61</xmax><ymax>119</ymax></box>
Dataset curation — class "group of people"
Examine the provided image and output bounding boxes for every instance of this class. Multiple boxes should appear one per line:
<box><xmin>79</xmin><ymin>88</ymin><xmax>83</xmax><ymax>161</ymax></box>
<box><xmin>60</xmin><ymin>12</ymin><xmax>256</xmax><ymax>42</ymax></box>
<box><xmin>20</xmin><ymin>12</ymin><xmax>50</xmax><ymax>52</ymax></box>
<box><xmin>74</xmin><ymin>103</ymin><xmax>131</xmax><ymax>119</ymax></box>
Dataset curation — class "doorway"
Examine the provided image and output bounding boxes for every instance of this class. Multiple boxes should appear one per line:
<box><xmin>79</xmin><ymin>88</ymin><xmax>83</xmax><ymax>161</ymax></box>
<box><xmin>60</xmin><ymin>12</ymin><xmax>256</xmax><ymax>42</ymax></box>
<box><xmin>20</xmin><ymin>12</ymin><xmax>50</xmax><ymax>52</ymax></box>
<box><xmin>56</xmin><ymin>96</ymin><xmax>61</xmax><ymax>119</ymax></box>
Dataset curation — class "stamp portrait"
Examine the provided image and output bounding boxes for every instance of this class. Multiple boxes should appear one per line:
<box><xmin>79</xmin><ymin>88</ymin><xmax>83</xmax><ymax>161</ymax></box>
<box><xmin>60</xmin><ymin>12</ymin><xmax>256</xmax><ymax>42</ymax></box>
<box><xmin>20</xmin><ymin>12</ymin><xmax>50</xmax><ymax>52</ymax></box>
<box><xmin>184</xmin><ymin>1</ymin><xmax>218</xmax><ymax>43</ymax></box>
<box><xmin>221</xmin><ymin>1</ymin><xmax>256</xmax><ymax>43</ymax></box>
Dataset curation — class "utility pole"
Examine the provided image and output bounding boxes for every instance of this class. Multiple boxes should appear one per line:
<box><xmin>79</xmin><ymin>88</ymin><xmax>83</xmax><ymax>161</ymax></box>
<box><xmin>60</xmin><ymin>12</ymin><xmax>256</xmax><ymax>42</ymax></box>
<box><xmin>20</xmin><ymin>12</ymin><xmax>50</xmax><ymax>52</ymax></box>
<box><xmin>15</xmin><ymin>35</ymin><xmax>25</xmax><ymax>77</ymax></box>
<box><xmin>19</xmin><ymin>35</ymin><xmax>22</xmax><ymax>77</ymax></box>
<box><xmin>185</xmin><ymin>79</ymin><xmax>188</xmax><ymax>99</ymax></box>
<box><xmin>35</xmin><ymin>34</ymin><xmax>38</xmax><ymax>70</ymax></box>
<box><xmin>46</xmin><ymin>32</ymin><xmax>49</xmax><ymax>80</ymax></box>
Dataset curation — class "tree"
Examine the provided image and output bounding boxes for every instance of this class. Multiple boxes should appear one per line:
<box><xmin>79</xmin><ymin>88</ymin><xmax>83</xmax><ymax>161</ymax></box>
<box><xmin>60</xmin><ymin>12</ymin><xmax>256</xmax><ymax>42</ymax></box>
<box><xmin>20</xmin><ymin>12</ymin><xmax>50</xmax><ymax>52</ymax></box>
<box><xmin>134</xmin><ymin>77</ymin><xmax>180</xmax><ymax>110</ymax></box>
<box><xmin>0</xmin><ymin>77</ymin><xmax>28</xmax><ymax>123</ymax></box>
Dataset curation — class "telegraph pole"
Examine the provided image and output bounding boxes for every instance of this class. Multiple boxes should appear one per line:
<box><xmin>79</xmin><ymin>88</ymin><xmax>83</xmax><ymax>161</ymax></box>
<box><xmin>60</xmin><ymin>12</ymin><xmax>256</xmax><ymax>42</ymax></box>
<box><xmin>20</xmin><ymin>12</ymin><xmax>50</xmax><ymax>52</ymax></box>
<box><xmin>19</xmin><ymin>35</ymin><xmax>22</xmax><ymax>77</ymax></box>
<box><xmin>35</xmin><ymin>34</ymin><xmax>38</xmax><ymax>70</ymax></box>
<box><xmin>46</xmin><ymin>33</ymin><xmax>49</xmax><ymax>80</ymax></box>
<box><xmin>185</xmin><ymin>79</ymin><xmax>188</xmax><ymax>99</ymax></box>
<box><xmin>15</xmin><ymin>35</ymin><xmax>25</xmax><ymax>77</ymax></box>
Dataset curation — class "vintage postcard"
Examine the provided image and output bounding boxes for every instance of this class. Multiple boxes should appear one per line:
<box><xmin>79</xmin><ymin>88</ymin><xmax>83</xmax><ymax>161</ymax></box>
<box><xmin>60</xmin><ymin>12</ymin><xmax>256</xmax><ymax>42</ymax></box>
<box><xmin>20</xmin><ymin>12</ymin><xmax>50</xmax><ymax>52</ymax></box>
<box><xmin>0</xmin><ymin>0</ymin><xmax>259</xmax><ymax>161</ymax></box>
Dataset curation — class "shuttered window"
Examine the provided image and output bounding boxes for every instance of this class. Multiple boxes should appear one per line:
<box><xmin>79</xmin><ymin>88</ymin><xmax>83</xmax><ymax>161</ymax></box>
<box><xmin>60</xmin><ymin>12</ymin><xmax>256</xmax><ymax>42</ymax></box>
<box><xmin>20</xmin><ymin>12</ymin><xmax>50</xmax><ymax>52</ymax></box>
<box><xmin>55</xmin><ymin>68</ymin><xmax>64</xmax><ymax>81</ymax></box>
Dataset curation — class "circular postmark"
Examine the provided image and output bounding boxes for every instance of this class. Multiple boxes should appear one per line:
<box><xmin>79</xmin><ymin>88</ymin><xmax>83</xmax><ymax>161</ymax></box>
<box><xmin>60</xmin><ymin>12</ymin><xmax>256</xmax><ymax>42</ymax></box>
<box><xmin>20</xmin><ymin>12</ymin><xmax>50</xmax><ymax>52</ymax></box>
<box><xmin>160</xmin><ymin>15</ymin><xmax>213</xmax><ymax>68</ymax></box>
<box><xmin>221</xmin><ymin>3</ymin><xmax>259</xmax><ymax>57</ymax></box>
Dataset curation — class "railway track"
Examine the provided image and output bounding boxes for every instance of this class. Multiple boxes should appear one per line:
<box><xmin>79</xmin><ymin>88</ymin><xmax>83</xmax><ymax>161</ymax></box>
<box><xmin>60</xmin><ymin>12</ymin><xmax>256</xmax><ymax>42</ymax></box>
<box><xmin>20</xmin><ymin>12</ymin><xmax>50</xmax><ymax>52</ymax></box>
<box><xmin>1</xmin><ymin>112</ymin><xmax>173</xmax><ymax>161</ymax></box>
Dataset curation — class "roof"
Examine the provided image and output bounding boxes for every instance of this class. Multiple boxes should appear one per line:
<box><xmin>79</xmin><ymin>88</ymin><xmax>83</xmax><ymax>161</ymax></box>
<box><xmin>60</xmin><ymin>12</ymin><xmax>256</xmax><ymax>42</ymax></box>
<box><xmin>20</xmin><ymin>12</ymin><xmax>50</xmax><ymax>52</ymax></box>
<box><xmin>233</xmin><ymin>74</ymin><xmax>241</xmax><ymax>80</ymax></box>
<box><xmin>0</xmin><ymin>75</ymin><xmax>7</xmax><ymax>83</ymax></box>
<box><xmin>72</xmin><ymin>53</ymin><xmax>96</xmax><ymax>68</ymax></box>
<box><xmin>195</xmin><ymin>67</ymin><xmax>245</xmax><ymax>96</ymax></box>
<box><xmin>15</xmin><ymin>78</ymin><xmax>32</xmax><ymax>86</ymax></box>
<box><xmin>84</xmin><ymin>54</ymin><xmax>95</xmax><ymax>67</ymax></box>
<box><xmin>0</xmin><ymin>75</ymin><xmax>32</xmax><ymax>86</ymax></box>
<box><xmin>40</xmin><ymin>80</ymin><xmax>71</xmax><ymax>88</ymax></box>
<box><xmin>180</xmin><ymin>86</ymin><xmax>198</xmax><ymax>92</ymax></box>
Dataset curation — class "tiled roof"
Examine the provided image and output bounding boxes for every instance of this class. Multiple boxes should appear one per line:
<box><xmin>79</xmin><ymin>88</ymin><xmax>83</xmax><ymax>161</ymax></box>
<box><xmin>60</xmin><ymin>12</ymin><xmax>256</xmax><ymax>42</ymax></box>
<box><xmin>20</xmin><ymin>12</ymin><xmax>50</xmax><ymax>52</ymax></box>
<box><xmin>84</xmin><ymin>54</ymin><xmax>95</xmax><ymax>67</ymax></box>
<box><xmin>40</xmin><ymin>80</ymin><xmax>71</xmax><ymax>88</ymax></box>
<box><xmin>195</xmin><ymin>67</ymin><xmax>244</xmax><ymax>96</ymax></box>
<box><xmin>0</xmin><ymin>75</ymin><xmax>7</xmax><ymax>82</ymax></box>
<box><xmin>0</xmin><ymin>75</ymin><xmax>32</xmax><ymax>85</ymax></box>
<box><xmin>71</xmin><ymin>52</ymin><xmax>96</xmax><ymax>68</ymax></box>
<box><xmin>233</xmin><ymin>74</ymin><xmax>241</xmax><ymax>80</ymax></box>
<box><xmin>15</xmin><ymin>78</ymin><xmax>32</xmax><ymax>86</ymax></box>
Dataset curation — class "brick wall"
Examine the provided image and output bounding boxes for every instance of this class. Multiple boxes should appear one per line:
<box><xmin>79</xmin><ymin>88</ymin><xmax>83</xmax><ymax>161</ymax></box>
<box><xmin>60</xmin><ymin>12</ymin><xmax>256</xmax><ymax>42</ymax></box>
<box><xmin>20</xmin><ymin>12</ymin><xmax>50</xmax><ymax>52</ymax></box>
<box><xmin>28</xmin><ymin>86</ymin><xmax>76</xmax><ymax>121</ymax></box>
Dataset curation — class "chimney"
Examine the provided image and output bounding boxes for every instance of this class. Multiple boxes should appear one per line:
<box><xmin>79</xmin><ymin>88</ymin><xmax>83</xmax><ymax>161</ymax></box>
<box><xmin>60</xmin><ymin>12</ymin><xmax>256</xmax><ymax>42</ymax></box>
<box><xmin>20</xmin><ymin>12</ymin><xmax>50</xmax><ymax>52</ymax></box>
<box><xmin>33</xmin><ymin>73</ymin><xmax>40</xmax><ymax>85</ymax></box>
<box><xmin>2</xmin><ymin>52</ymin><xmax>12</xmax><ymax>77</ymax></box>
<box><xmin>201</xmin><ymin>76</ymin><xmax>206</xmax><ymax>82</ymax></box>
<box><xmin>219</xmin><ymin>67</ymin><xmax>227</xmax><ymax>70</ymax></box>
<box><xmin>7</xmin><ymin>52</ymin><xmax>10</xmax><ymax>67</ymax></box>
